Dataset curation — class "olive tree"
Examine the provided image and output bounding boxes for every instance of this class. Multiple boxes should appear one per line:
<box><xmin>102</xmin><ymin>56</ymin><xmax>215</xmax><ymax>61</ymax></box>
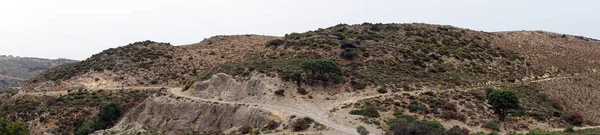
<box><xmin>487</xmin><ymin>90</ymin><xmax>520</xmax><ymax>121</ymax></box>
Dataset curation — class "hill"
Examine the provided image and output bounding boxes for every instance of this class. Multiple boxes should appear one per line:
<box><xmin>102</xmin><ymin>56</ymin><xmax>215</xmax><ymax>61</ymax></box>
<box><xmin>0</xmin><ymin>56</ymin><xmax>76</xmax><ymax>89</ymax></box>
<box><xmin>7</xmin><ymin>23</ymin><xmax>600</xmax><ymax>135</ymax></box>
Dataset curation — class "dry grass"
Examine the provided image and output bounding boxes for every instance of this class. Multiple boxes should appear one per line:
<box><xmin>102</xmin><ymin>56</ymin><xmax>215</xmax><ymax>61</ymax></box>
<box><xmin>532</xmin><ymin>75</ymin><xmax>600</xmax><ymax>125</ymax></box>
<box><xmin>492</xmin><ymin>31</ymin><xmax>600</xmax><ymax>74</ymax></box>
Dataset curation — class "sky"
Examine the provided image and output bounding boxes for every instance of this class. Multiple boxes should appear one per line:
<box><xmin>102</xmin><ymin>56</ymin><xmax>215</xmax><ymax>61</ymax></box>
<box><xmin>0</xmin><ymin>0</ymin><xmax>598</xmax><ymax>60</ymax></box>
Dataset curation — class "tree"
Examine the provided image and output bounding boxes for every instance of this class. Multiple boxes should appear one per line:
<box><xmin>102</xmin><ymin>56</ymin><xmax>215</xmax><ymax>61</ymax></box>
<box><xmin>487</xmin><ymin>90</ymin><xmax>520</xmax><ymax>121</ymax></box>
<box><xmin>357</xmin><ymin>126</ymin><xmax>369</xmax><ymax>135</ymax></box>
<box><xmin>301</xmin><ymin>59</ymin><xmax>343</xmax><ymax>86</ymax></box>
<box><xmin>0</xmin><ymin>118</ymin><xmax>28</xmax><ymax>135</ymax></box>
<box><xmin>97</xmin><ymin>102</ymin><xmax>123</xmax><ymax>128</ymax></box>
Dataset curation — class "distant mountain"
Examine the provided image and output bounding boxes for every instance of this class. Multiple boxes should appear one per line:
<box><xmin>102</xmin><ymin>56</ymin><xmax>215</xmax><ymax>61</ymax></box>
<box><xmin>0</xmin><ymin>55</ymin><xmax>77</xmax><ymax>89</ymax></box>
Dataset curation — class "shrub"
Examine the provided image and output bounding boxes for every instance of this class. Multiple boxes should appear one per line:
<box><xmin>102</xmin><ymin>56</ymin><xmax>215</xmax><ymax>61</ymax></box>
<box><xmin>446</xmin><ymin>126</ymin><xmax>470</xmax><ymax>135</ymax></box>
<box><xmin>481</xmin><ymin>120</ymin><xmax>501</xmax><ymax>131</ymax></box>
<box><xmin>266</xmin><ymin>39</ymin><xmax>285</xmax><ymax>47</ymax></box>
<box><xmin>487</xmin><ymin>90</ymin><xmax>520</xmax><ymax>121</ymax></box>
<box><xmin>387</xmin><ymin>114</ymin><xmax>417</xmax><ymax>125</ymax></box>
<box><xmin>563</xmin><ymin>111</ymin><xmax>584</xmax><ymax>126</ymax></box>
<box><xmin>349</xmin><ymin>103</ymin><xmax>381</xmax><ymax>118</ymax></box>
<box><xmin>297</xmin><ymin>88</ymin><xmax>308</xmax><ymax>95</ymax></box>
<box><xmin>238</xmin><ymin>125</ymin><xmax>252</xmax><ymax>134</ymax></box>
<box><xmin>485</xmin><ymin>87</ymin><xmax>495</xmax><ymax>97</ymax></box>
<box><xmin>183</xmin><ymin>81</ymin><xmax>194</xmax><ymax>91</ymax></box>
<box><xmin>0</xmin><ymin>118</ymin><xmax>28</xmax><ymax>135</ymax></box>
<box><xmin>97</xmin><ymin>102</ymin><xmax>123</xmax><ymax>128</ymax></box>
<box><xmin>266</xmin><ymin>120</ymin><xmax>280</xmax><ymax>130</ymax></box>
<box><xmin>442</xmin><ymin>101</ymin><xmax>459</xmax><ymax>112</ymax></box>
<box><xmin>357</xmin><ymin>125</ymin><xmax>369</xmax><ymax>135</ymax></box>
<box><xmin>340</xmin><ymin>39</ymin><xmax>357</xmax><ymax>49</ymax></box>
<box><xmin>274</xmin><ymin>89</ymin><xmax>285</xmax><ymax>96</ymax></box>
<box><xmin>301</xmin><ymin>59</ymin><xmax>343</xmax><ymax>86</ymax></box>
<box><xmin>75</xmin><ymin>119</ymin><xmax>98</xmax><ymax>135</ymax></box>
<box><xmin>458</xmin><ymin>114</ymin><xmax>467</xmax><ymax>122</ymax></box>
<box><xmin>377</xmin><ymin>87</ymin><xmax>388</xmax><ymax>94</ymax></box>
<box><xmin>408</xmin><ymin>101</ymin><xmax>427</xmax><ymax>113</ymax></box>
<box><xmin>389</xmin><ymin>120</ymin><xmax>446</xmax><ymax>135</ymax></box>
<box><xmin>351</xmin><ymin>81</ymin><xmax>366</xmax><ymax>90</ymax></box>
<box><xmin>303</xmin><ymin>117</ymin><xmax>314</xmax><ymax>124</ymax></box>
<box><xmin>341</xmin><ymin>48</ymin><xmax>359</xmax><ymax>60</ymax></box>
<box><xmin>291</xmin><ymin>118</ymin><xmax>310</xmax><ymax>131</ymax></box>
<box><xmin>441</xmin><ymin>110</ymin><xmax>458</xmax><ymax>120</ymax></box>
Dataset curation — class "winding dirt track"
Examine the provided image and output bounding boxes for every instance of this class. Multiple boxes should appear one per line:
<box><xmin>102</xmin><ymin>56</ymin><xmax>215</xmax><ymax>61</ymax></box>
<box><xmin>15</xmin><ymin>73</ymin><xmax>600</xmax><ymax>134</ymax></box>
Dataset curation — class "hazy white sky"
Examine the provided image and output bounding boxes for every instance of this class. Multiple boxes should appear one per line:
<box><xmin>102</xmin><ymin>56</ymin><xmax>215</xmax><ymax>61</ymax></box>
<box><xmin>1</xmin><ymin>0</ymin><xmax>598</xmax><ymax>60</ymax></box>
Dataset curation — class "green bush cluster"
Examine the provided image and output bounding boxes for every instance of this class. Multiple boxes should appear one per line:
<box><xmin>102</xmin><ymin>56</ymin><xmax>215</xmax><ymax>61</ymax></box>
<box><xmin>301</xmin><ymin>59</ymin><xmax>343</xmax><ymax>86</ymax></box>
<box><xmin>0</xmin><ymin>118</ymin><xmax>28</xmax><ymax>135</ymax></box>
<box><xmin>356</xmin><ymin>125</ymin><xmax>369</xmax><ymax>135</ymax></box>
<box><xmin>76</xmin><ymin>102</ymin><xmax>123</xmax><ymax>135</ymax></box>
<box><xmin>386</xmin><ymin>113</ymin><xmax>469</xmax><ymax>135</ymax></box>
<box><xmin>349</xmin><ymin>102</ymin><xmax>380</xmax><ymax>118</ymax></box>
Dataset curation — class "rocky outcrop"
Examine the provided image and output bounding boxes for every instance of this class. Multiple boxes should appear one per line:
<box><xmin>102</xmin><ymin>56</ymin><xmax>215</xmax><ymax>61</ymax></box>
<box><xmin>191</xmin><ymin>73</ymin><xmax>285</xmax><ymax>101</ymax></box>
<box><xmin>113</xmin><ymin>96</ymin><xmax>278</xmax><ymax>135</ymax></box>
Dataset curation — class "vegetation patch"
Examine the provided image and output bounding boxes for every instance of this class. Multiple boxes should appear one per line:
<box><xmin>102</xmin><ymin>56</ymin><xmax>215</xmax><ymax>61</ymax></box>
<box><xmin>350</xmin><ymin>102</ymin><xmax>381</xmax><ymax>118</ymax></box>
<box><xmin>0</xmin><ymin>89</ymin><xmax>159</xmax><ymax>134</ymax></box>
<box><xmin>481</xmin><ymin>120</ymin><xmax>501</xmax><ymax>131</ymax></box>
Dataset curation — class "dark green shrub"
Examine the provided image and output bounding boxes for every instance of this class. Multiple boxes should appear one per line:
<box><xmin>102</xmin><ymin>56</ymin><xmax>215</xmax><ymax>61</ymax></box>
<box><xmin>386</xmin><ymin>113</ymin><xmax>417</xmax><ymax>125</ymax></box>
<box><xmin>487</xmin><ymin>90</ymin><xmax>520</xmax><ymax>121</ymax></box>
<box><xmin>481</xmin><ymin>120</ymin><xmax>501</xmax><ymax>131</ymax></box>
<box><xmin>357</xmin><ymin>125</ymin><xmax>369</xmax><ymax>135</ymax></box>
<box><xmin>341</xmin><ymin>48</ymin><xmax>359</xmax><ymax>60</ymax></box>
<box><xmin>349</xmin><ymin>103</ymin><xmax>380</xmax><ymax>118</ymax></box>
<box><xmin>301</xmin><ymin>59</ymin><xmax>343</xmax><ymax>86</ymax></box>
<box><xmin>303</xmin><ymin>117</ymin><xmax>314</xmax><ymax>124</ymax></box>
<box><xmin>340</xmin><ymin>39</ymin><xmax>357</xmax><ymax>49</ymax></box>
<box><xmin>97</xmin><ymin>102</ymin><xmax>123</xmax><ymax>128</ymax></box>
<box><xmin>297</xmin><ymin>88</ymin><xmax>308</xmax><ymax>95</ymax></box>
<box><xmin>485</xmin><ymin>87</ymin><xmax>495</xmax><ymax>97</ymax></box>
<box><xmin>75</xmin><ymin>119</ymin><xmax>98</xmax><ymax>135</ymax></box>
<box><xmin>377</xmin><ymin>87</ymin><xmax>388</xmax><ymax>93</ymax></box>
<box><xmin>274</xmin><ymin>89</ymin><xmax>285</xmax><ymax>96</ymax></box>
<box><xmin>266</xmin><ymin>39</ymin><xmax>285</xmax><ymax>47</ymax></box>
<box><xmin>408</xmin><ymin>101</ymin><xmax>427</xmax><ymax>113</ymax></box>
<box><xmin>351</xmin><ymin>81</ymin><xmax>366</xmax><ymax>90</ymax></box>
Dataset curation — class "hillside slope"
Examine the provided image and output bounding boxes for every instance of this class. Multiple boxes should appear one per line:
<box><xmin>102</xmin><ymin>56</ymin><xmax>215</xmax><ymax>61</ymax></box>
<box><xmin>11</xmin><ymin>23</ymin><xmax>600</xmax><ymax>135</ymax></box>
